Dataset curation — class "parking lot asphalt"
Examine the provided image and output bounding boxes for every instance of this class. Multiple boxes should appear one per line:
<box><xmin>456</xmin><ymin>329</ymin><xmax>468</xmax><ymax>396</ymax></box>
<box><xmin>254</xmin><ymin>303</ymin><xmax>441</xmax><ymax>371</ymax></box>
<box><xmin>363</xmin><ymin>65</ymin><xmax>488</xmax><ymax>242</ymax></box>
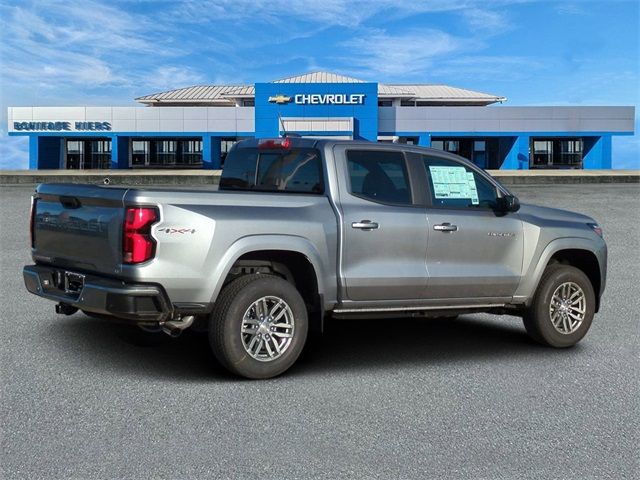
<box><xmin>1</xmin><ymin>184</ymin><xmax>639</xmax><ymax>479</ymax></box>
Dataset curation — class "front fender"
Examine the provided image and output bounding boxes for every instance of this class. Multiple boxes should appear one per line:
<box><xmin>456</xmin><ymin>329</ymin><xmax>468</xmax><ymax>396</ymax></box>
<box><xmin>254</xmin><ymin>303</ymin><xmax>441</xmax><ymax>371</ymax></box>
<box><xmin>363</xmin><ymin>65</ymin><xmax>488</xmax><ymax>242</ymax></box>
<box><xmin>512</xmin><ymin>236</ymin><xmax>607</xmax><ymax>306</ymax></box>
<box><xmin>208</xmin><ymin>234</ymin><xmax>334</xmax><ymax>305</ymax></box>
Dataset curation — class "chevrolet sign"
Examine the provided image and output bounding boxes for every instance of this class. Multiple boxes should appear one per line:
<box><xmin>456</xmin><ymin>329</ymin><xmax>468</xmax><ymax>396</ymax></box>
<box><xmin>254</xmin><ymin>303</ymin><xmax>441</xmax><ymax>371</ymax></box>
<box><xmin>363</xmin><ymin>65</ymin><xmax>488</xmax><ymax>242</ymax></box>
<box><xmin>295</xmin><ymin>94</ymin><xmax>365</xmax><ymax>105</ymax></box>
<box><xmin>268</xmin><ymin>93</ymin><xmax>366</xmax><ymax>105</ymax></box>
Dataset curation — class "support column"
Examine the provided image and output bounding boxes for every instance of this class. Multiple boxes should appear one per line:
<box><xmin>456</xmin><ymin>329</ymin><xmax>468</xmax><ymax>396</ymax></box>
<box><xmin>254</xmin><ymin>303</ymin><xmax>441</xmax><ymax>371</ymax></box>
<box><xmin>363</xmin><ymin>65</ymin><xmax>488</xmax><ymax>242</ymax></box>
<box><xmin>202</xmin><ymin>136</ymin><xmax>212</xmax><ymax>169</ymax></box>
<box><xmin>501</xmin><ymin>135</ymin><xmax>529</xmax><ymax>170</ymax></box>
<box><xmin>418</xmin><ymin>133</ymin><xmax>431</xmax><ymax>147</ymax></box>
<box><xmin>29</xmin><ymin>136</ymin><xmax>39</xmax><ymax>169</ymax></box>
<box><xmin>33</xmin><ymin>137</ymin><xmax>62</xmax><ymax>169</ymax></box>
<box><xmin>111</xmin><ymin>136</ymin><xmax>130</xmax><ymax>169</ymax></box>
<box><xmin>583</xmin><ymin>135</ymin><xmax>611</xmax><ymax>169</ymax></box>
<box><xmin>210</xmin><ymin>136</ymin><xmax>222</xmax><ymax>170</ymax></box>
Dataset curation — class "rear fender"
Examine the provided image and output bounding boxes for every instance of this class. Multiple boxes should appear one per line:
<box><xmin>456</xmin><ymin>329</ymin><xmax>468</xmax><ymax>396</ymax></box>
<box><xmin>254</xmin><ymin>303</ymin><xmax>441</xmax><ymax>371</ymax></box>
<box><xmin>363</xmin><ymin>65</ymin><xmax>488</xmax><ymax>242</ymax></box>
<box><xmin>209</xmin><ymin>235</ymin><xmax>331</xmax><ymax>305</ymax></box>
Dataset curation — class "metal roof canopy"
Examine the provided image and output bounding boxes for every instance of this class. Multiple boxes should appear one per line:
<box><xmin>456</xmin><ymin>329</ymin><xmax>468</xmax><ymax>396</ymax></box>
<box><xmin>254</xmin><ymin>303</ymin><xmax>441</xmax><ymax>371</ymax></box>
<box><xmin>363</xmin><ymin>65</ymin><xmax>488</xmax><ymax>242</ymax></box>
<box><xmin>136</xmin><ymin>71</ymin><xmax>506</xmax><ymax>106</ymax></box>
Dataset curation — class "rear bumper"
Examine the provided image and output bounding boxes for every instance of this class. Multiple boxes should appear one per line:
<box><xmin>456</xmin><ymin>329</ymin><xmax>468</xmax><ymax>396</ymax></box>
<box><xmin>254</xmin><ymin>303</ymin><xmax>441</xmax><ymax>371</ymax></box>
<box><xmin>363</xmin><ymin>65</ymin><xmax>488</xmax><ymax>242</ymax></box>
<box><xmin>23</xmin><ymin>264</ymin><xmax>172</xmax><ymax>323</ymax></box>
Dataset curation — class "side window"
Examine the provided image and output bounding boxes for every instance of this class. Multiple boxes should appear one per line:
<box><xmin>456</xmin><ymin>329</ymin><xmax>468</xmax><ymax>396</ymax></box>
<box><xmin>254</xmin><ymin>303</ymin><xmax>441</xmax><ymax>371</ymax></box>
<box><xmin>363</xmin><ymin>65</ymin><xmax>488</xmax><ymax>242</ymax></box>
<box><xmin>346</xmin><ymin>150</ymin><xmax>412</xmax><ymax>205</ymax></box>
<box><xmin>423</xmin><ymin>155</ymin><xmax>498</xmax><ymax>209</ymax></box>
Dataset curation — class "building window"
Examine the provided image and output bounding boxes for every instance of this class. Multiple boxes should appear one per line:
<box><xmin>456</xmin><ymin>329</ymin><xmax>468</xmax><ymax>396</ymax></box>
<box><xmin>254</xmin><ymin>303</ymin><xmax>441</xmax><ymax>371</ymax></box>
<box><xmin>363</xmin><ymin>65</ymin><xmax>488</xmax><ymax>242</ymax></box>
<box><xmin>431</xmin><ymin>137</ymin><xmax>501</xmax><ymax>169</ymax></box>
<box><xmin>400</xmin><ymin>100</ymin><xmax>416</xmax><ymax>106</ymax></box>
<box><xmin>181</xmin><ymin>139</ymin><xmax>202</xmax><ymax>165</ymax></box>
<box><xmin>155</xmin><ymin>140</ymin><xmax>177</xmax><ymax>166</ymax></box>
<box><xmin>378</xmin><ymin>100</ymin><xmax>393</xmax><ymax>107</ymax></box>
<box><xmin>131</xmin><ymin>140</ymin><xmax>150</xmax><ymax>167</ymax></box>
<box><xmin>558</xmin><ymin>139</ymin><xmax>583</xmax><ymax>166</ymax></box>
<box><xmin>66</xmin><ymin>140</ymin><xmax>84</xmax><ymax>169</ymax></box>
<box><xmin>88</xmin><ymin>140</ymin><xmax>111</xmax><ymax>169</ymax></box>
<box><xmin>530</xmin><ymin>138</ymin><xmax>583</xmax><ymax>169</ymax></box>
<box><xmin>65</xmin><ymin>139</ymin><xmax>111</xmax><ymax>169</ymax></box>
<box><xmin>445</xmin><ymin>140</ymin><xmax>459</xmax><ymax>153</ymax></box>
<box><xmin>431</xmin><ymin>139</ymin><xmax>460</xmax><ymax>153</ymax></box>
<box><xmin>130</xmin><ymin>138</ymin><xmax>203</xmax><ymax>168</ymax></box>
<box><xmin>221</xmin><ymin>137</ymin><xmax>241</xmax><ymax>166</ymax></box>
<box><xmin>242</xmin><ymin>99</ymin><xmax>255</xmax><ymax>106</ymax></box>
<box><xmin>398</xmin><ymin>136</ymin><xmax>418</xmax><ymax>145</ymax></box>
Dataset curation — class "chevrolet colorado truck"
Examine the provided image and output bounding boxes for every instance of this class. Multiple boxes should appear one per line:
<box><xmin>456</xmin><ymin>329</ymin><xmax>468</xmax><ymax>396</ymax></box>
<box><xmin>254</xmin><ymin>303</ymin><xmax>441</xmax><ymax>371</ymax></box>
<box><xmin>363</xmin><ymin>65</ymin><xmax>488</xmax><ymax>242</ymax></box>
<box><xmin>24</xmin><ymin>137</ymin><xmax>607</xmax><ymax>379</ymax></box>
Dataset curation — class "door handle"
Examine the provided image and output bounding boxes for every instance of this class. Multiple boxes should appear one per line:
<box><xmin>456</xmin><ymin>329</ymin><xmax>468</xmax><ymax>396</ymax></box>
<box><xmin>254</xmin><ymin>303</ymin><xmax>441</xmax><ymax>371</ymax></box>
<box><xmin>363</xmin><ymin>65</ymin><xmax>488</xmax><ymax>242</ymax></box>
<box><xmin>433</xmin><ymin>223</ymin><xmax>458</xmax><ymax>232</ymax></box>
<box><xmin>352</xmin><ymin>220</ymin><xmax>379</xmax><ymax>230</ymax></box>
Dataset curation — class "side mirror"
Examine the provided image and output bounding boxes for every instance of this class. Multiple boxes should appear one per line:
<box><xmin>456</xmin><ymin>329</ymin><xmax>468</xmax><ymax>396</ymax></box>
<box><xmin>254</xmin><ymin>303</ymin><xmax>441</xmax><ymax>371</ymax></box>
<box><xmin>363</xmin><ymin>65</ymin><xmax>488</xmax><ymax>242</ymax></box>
<box><xmin>497</xmin><ymin>194</ymin><xmax>520</xmax><ymax>213</ymax></box>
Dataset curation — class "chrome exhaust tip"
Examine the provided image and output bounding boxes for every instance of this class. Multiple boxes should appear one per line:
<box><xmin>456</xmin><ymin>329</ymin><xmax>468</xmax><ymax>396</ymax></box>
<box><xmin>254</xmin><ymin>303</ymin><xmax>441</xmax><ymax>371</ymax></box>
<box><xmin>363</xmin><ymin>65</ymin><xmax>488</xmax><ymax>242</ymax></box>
<box><xmin>161</xmin><ymin>315</ymin><xmax>195</xmax><ymax>337</ymax></box>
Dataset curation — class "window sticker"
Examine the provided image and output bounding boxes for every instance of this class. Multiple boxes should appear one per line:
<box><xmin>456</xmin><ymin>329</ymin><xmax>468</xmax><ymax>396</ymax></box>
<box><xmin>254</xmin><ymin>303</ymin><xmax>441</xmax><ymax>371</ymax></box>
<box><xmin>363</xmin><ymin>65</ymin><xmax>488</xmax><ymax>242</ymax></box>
<box><xmin>429</xmin><ymin>166</ymin><xmax>479</xmax><ymax>205</ymax></box>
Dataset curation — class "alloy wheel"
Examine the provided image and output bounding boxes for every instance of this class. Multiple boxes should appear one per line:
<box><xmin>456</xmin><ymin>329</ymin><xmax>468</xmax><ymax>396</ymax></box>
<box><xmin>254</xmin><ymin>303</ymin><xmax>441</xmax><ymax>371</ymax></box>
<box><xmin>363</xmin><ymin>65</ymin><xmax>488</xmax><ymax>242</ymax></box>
<box><xmin>241</xmin><ymin>296</ymin><xmax>295</xmax><ymax>362</ymax></box>
<box><xmin>549</xmin><ymin>282</ymin><xmax>586</xmax><ymax>334</ymax></box>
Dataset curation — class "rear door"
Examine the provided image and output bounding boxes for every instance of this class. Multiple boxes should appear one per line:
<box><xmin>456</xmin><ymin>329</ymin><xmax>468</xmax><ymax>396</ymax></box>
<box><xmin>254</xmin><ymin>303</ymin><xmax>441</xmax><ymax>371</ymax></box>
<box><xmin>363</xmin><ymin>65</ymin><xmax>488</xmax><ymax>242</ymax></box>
<box><xmin>418</xmin><ymin>154</ymin><xmax>524</xmax><ymax>299</ymax></box>
<box><xmin>333</xmin><ymin>146</ymin><xmax>428</xmax><ymax>301</ymax></box>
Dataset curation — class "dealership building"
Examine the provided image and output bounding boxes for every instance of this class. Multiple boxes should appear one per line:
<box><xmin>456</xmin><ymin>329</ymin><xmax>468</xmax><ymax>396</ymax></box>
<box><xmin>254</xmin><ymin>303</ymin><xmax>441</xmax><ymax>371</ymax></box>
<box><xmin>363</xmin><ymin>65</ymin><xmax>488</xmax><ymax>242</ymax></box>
<box><xmin>7</xmin><ymin>71</ymin><xmax>635</xmax><ymax>170</ymax></box>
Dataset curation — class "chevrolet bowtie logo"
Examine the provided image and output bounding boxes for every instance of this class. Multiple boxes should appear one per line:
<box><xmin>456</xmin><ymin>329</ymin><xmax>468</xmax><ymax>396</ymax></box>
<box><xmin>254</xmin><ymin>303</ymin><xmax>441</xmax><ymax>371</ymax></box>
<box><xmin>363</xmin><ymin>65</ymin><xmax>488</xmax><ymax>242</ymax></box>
<box><xmin>268</xmin><ymin>94</ymin><xmax>292</xmax><ymax>104</ymax></box>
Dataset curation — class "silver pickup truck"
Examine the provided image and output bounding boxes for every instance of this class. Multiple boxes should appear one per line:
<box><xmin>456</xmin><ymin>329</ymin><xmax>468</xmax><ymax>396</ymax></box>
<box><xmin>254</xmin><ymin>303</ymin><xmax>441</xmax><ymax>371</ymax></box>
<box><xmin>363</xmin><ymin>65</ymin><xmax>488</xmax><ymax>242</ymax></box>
<box><xmin>24</xmin><ymin>137</ymin><xmax>607</xmax><ymax>378</ymax></box>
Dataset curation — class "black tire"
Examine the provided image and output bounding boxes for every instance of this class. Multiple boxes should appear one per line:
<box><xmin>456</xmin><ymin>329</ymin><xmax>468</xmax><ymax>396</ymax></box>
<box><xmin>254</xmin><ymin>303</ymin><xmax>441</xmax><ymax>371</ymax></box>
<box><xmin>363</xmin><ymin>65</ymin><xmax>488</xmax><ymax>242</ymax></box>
<box><xmin>209</xmin><ymin>274</ymin><xmax>308</xmax><ymax>379</ymax></box>
<box><xmin>523</xmin><ymin>264</ymin><xmax>595</xmax><ymax>348</ymax></box>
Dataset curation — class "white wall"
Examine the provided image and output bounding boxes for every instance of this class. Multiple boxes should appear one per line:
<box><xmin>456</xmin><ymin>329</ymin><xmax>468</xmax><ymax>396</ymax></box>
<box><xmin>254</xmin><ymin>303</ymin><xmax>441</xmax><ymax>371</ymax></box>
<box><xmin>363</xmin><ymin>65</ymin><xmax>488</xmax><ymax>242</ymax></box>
<box><xmin>8</xmin><ymin>107</ymin><xmax>255</xmax><ymax>133</ymax></box>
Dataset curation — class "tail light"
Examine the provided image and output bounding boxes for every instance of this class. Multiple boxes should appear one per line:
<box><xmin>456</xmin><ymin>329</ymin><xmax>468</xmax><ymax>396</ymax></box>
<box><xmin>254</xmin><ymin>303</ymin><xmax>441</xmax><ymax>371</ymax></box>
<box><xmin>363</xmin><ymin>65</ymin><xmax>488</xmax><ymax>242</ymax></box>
<box><xmin>123</xmin><ymin>207</ymin><xmax>158</xmax><ymax>264</ymax></box>
<box><xmin>29</xmin><ymin>195</ymin><xmax>36</xmax><ymax>248</ymax></box>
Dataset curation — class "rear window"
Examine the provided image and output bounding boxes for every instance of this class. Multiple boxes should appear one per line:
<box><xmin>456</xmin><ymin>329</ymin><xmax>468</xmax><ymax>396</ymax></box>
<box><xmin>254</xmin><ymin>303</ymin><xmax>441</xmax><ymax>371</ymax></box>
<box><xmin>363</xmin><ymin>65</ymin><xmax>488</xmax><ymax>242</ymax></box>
<box><xmin>220</xmin><ymin>148</ymin><xmax>324</xmax><ymax>194</ymax></box>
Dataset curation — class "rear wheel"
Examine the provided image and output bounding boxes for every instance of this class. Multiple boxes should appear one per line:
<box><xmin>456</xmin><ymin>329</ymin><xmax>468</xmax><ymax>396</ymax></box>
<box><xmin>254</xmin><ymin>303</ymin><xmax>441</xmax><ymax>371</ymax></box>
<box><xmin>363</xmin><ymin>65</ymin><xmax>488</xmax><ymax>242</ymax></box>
<box><xmin>209</xmin><ymin>274</ymin><xmax>308</xmax><ymax>379</ymax></box>
<box><xmin>523</xmin><ymin>264</ymin><xmax>595</xmax><ymax>348</ymax></box>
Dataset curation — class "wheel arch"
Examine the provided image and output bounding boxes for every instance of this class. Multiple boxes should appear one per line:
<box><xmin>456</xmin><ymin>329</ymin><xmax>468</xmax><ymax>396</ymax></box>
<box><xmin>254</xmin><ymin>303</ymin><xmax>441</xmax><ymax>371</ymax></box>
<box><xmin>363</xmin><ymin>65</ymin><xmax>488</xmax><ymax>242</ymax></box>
<box><xmin>209</xmin><ymin>235</ymin><xmax>331</xmax><ymax>309</ymax></box>
<box><xmin>514</xmin><ymin>237</ymin><xmax>606</xmax><ymax>312</ymax></box>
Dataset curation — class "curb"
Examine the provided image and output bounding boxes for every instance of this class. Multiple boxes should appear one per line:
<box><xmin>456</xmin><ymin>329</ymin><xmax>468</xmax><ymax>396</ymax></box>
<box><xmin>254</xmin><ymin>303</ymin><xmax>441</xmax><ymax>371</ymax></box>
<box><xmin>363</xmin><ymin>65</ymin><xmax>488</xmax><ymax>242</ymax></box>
<box><xmin>0</xmin><ymin>170</ymin><xmax>638</xmax><ymax>186</ymax></box>
<box><xmin>0</xmin><ymin>172</ymin><xmax>221</xmax><ymax>186</ymax></box>
<box><xmin>489</xmin><ymin>174</ymin><xmax>640</xmax><ymax>185</ymax></box>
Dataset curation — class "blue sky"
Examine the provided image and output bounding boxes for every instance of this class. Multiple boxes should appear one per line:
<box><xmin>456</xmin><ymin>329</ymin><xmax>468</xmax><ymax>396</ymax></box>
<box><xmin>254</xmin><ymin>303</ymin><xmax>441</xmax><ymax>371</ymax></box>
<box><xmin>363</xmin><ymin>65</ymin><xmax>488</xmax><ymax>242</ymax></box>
<box><xmin>0</xmin><ymin>0</ymin><xmax>637</xmax><ymax>168</ymax></box>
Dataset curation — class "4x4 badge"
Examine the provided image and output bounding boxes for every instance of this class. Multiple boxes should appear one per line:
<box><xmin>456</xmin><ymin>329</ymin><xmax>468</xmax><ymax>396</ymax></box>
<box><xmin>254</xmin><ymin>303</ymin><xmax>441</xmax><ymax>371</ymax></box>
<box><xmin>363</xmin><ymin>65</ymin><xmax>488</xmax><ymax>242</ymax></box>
<box><xmin>157</xmin><ymin>228</ymin><xmax>195</xmax><ymax>234</ymax></box>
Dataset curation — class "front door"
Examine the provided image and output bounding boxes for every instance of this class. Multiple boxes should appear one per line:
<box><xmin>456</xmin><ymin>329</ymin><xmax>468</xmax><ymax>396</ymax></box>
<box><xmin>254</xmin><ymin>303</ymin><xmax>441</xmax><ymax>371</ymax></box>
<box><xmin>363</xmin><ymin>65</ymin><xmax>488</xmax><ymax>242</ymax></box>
<box><xmin>335</xmin><ymin>147</ymin><xmax>428</xmax><ymax>302</ymax></box>
<box><xmin>421</xmin><ymin>154</ymin><xmax>524</xmax><ymax>299</ymax></box>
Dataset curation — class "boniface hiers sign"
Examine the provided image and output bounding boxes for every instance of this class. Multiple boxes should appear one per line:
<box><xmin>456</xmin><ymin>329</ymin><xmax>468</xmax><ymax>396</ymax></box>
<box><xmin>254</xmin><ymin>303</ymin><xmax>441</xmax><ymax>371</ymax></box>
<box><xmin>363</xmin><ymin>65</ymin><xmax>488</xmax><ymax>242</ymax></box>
<box><xmin>13</xmin><ymin>121</ymin><xmax>112</xmax><ymax>132</ymax></box>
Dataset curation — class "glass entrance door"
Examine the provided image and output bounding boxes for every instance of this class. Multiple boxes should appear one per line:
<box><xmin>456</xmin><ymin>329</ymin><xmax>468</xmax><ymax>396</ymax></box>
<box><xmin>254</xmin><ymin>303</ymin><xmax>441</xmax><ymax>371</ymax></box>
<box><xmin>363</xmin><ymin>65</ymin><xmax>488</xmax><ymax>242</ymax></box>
<box><xmin>88</xmin><ymin>140</ymin><xmax>111</xmax><ymax>168</ymax></box>
<box><xmin>65</xmin><ymin>140</ymin><xmax>84</xmax><ymax>169</ymax></box>
<box><xmin>131</xmin><ymin>140</ymin><xmax>150</xmax><ymax>167</ymax></box>
<box><xmin>531</xmin><ymin>138</ymin><xmax>583</xmax><ymax>168</ymax></box>
<box><xmin>532</xmin><ymin>140</ymin><xmax>553</xmax><ymax>167</ymax></box>
<box><xmin>65</xmin><ymin>139</ymin><xmax>111</xmax><ymax>169</ymax></box>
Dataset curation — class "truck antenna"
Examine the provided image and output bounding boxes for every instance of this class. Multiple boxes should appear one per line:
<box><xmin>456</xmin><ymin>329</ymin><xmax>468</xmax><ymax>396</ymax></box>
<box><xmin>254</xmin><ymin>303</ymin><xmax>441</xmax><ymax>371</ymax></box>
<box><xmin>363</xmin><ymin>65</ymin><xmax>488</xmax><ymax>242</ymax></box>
<box><xmin>277</xmin><ymin>112</ymin><xmax>287</xmax><ymax>138</ymax></box>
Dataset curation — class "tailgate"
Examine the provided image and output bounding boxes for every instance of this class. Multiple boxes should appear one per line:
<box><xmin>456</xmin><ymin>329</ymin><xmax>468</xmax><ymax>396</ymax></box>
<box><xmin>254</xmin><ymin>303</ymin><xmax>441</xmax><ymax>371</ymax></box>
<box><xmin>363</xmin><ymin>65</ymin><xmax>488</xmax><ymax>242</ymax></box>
<box><xmin>32</xmin><ymin>184</ymin><xmax>128</xmax><ymax>274</ymax></box>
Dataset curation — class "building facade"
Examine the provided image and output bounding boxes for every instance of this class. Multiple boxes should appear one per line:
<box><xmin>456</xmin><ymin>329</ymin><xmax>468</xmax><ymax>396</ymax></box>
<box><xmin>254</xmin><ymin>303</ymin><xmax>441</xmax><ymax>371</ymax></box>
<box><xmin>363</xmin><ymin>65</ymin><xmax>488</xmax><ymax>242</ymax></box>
<box><xmin>7</xmin><ymin>71</ymin><xmax>635</xmax><ymax>170</ymax></box>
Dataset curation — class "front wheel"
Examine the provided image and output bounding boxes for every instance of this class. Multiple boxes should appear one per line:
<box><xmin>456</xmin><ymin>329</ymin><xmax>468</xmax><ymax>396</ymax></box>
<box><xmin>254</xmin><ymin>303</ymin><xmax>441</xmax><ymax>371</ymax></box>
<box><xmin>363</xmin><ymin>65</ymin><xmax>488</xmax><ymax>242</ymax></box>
<box><xmin>209</xmin><ymin>274</ymin><xmax>308</xmax><ymax>379</ymax></box>
<box><xmin>523</xmin><ymin>264</ymin><xmax>596</xmax><ymax>348</ymax></box>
